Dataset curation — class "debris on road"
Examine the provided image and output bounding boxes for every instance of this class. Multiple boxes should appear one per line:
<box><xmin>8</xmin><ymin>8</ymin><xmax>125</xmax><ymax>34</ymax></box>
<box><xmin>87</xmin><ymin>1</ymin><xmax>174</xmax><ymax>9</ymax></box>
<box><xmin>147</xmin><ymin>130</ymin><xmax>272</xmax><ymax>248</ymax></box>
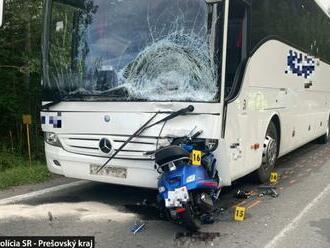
<box><xmin>234</xmin><ymin>186</ymin><xmax>279</xmax><ymax>200</ymax></box>
<box><xmin>136</xmin><ymin>199</ymin><xmax>149</xmax><ymax>206</ymax></box>
<box><xmin>48</xmin><ymin>211</ymin><xmax>53</xmax><ymax>222</ymax></box>
<box><xmin>130</xmin><ymin>220</ymin><xmax>145</xmax><ymax>234</ymax></box>
<box><xmin>201</xmin><ymin>214</ymin><xmax>215</xmax><ymax>224</ymax></box>
<box><xmin>234</xmin><ymin>190</ymin><xmax>253</xmax><ymax>199</ymax></box>
<box><xmin>258</xmin><ymin>186</ymin><xmax>279</xmax><ymax>198</ymax></box>
<box><xmin>200</xmin><ymin>207</ymin><xmax>228</xmax><ymax>224</ymax></box>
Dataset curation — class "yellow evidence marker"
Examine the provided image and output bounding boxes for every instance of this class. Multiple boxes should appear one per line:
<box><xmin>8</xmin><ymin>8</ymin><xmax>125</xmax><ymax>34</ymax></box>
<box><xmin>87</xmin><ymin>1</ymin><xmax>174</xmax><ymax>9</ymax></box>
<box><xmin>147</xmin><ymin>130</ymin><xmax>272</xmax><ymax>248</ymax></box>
<box><xmin>191</xmin><ymin>150</ymin><xmax>202</xmax><ymax>166</ymax></box>
<box><xmin>270</xmin><ymin>172</ymin><xmax>279</xmax><ymax>184</ymax></box>
<box><xmin>234</xmin><ymin>206</ymin><xmax>246</xmax><ymax>221</ymax></box>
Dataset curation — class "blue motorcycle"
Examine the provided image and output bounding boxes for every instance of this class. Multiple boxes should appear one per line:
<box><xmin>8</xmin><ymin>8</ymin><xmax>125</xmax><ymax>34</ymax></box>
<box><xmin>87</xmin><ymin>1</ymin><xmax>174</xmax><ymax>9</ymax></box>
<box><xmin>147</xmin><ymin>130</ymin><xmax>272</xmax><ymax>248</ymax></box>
<box><xmin>152</xmin><ymin>130</ymin><xmax>220</xmax><ymax>230</ymax></box>
<box><xmin>97</xmin><ymin>104</ymin><xmax>220</xmax><ymax>230</ymax></box>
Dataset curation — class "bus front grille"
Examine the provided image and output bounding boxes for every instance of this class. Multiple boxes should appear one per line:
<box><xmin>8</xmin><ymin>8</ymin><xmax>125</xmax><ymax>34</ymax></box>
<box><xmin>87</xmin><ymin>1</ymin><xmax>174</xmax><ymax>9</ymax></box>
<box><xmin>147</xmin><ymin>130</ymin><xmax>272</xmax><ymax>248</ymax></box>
<box><xmin>58</xmin><ymin>134</ymin><xmax>165</xmax><ymax>160</ymax></box>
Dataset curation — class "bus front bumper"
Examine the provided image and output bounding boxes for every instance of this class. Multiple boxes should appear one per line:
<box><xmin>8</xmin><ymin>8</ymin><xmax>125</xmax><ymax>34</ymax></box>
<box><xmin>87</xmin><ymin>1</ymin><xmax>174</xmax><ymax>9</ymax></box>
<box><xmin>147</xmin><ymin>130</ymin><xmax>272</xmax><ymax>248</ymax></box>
<box><xmin>45</xmin><ymin>143</ymin><xmax>159</xmax><ymax>189</ymax></box>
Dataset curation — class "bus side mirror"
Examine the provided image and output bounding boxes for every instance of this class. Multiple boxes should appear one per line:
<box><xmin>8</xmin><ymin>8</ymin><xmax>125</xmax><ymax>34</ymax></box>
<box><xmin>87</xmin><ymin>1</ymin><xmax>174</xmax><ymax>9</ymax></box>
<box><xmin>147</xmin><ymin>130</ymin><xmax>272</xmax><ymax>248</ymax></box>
<box><xmin>0</xmin><ymin>0</ymin><xmax>3</xmax><ymax>27</ymax></box>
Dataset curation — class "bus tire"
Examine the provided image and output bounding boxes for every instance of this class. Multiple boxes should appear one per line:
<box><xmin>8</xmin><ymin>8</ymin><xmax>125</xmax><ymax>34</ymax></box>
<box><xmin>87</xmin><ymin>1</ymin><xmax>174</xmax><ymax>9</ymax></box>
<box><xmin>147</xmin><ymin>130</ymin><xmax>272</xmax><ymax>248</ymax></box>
<box><xmin>255</xmin><ymin>121</ymin><xmax>279</xmax><ymax>183</ymax></box>
<box><xmin>317</xmin><ymin>117</ymin><xmax>330</xmax><ymax>144</ymax></box>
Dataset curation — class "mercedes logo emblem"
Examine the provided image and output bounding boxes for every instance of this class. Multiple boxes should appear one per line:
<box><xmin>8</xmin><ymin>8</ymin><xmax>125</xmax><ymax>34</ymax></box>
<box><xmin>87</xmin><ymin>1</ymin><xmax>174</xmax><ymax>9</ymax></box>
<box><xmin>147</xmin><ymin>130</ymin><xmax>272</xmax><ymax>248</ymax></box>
<box><xmin>99</xmin><ymin>138</ymin><xmax>112</xmax><ymax>154</ymax></box>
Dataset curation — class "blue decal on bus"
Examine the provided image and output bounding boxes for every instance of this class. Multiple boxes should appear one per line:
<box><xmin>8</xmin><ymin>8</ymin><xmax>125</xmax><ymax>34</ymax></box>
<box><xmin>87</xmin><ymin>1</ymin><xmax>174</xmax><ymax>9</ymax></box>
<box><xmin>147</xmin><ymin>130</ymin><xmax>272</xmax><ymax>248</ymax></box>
<box><xmin>286</xmin><ymin>50</ymin><xmax>315</xmax><ymax>79</ymax></box>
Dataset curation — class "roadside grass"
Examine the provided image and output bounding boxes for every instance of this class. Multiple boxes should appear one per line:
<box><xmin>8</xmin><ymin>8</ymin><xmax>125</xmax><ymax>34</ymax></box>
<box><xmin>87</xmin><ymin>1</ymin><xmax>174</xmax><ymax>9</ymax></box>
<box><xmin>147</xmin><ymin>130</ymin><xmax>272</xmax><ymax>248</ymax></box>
<box><xmin>0</xmin><ymin>151</ymin><xmax>52</xmax><ymax>190</ymax></box>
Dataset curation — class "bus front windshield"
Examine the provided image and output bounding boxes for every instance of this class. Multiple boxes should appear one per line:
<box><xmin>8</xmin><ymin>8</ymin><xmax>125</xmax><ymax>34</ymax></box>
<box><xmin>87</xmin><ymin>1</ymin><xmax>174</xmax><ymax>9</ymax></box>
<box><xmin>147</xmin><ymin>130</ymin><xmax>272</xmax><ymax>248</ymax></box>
<box><xmin>44</xmin><ymin>0</ymin><xmax>222</xmax><ymax>102</ymax></box>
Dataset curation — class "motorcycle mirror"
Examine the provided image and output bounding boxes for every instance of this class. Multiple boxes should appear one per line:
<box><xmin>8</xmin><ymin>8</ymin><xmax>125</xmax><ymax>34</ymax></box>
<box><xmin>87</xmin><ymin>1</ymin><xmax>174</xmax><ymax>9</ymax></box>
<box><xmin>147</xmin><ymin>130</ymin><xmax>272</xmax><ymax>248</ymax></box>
<box><xmin>187</xmin><ymin>127</ymin><xmax>204</xmax><ymax>139</ymax></box>
<box><xmin>187</xmin><ymin>126</ymin><xmax>198</xmax><ymax>138</ymax></box>
<box><xmin>143</xmin><ymin>150</ymin><xmax>156</xmax><ymax>156</ymax></box>
<box><xmin>191</xmin><ymin>130</ymin><xmax>204</xmax><ymax>139</ymax></box>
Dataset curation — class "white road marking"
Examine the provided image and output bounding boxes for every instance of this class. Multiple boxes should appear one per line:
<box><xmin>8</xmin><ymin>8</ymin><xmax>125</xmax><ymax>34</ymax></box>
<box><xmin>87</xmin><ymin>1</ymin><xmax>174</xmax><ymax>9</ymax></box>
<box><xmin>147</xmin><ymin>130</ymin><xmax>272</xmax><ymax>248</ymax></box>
<box><xmin>0</xmin><ymin>181</ymin><xmax>89</xmax><ymax>205</ymax></box>
<box><xmin>264</xmin><ymin>183</ymin><xmax>330</xmax><ymax>248</ymax></box>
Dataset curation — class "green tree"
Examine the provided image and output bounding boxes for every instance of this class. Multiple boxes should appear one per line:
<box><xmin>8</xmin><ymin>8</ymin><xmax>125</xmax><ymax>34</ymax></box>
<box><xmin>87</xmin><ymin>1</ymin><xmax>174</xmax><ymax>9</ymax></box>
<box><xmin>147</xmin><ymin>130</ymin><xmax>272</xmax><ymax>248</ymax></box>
<box><xmin>0</xmin><ymin>0</ymin><xmax>44</xmax><ymax>158</ymax></box>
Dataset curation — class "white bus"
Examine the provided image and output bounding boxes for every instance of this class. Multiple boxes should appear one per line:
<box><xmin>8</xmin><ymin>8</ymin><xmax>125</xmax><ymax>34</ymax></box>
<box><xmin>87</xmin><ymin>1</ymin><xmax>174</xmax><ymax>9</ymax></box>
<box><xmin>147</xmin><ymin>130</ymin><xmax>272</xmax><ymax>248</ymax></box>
<box><xmin>41</xmin><ymin>0</ymin><xmax>330</xmax><ymax>189</ymax></box>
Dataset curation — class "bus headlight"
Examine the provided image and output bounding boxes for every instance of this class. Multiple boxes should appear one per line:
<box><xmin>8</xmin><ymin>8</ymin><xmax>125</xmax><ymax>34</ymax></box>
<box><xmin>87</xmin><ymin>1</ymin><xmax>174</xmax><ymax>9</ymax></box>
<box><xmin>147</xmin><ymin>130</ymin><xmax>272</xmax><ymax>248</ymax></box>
<box><xmin>44</xmin><ymin>132</ymin><xmax>62</xmax><ymax>147</ymax></box>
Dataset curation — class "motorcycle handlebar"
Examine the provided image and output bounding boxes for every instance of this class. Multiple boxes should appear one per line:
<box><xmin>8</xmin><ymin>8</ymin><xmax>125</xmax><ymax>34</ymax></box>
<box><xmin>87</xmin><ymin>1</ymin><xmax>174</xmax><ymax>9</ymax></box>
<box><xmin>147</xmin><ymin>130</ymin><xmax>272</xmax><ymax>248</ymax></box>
<box><xmin>144</xmin><ymin>150</ymin><xmax>157</xmax><ymax>156</ymax></box>
<box><xmin>143</xmin><ymin>129</ymin><xmax>203</xmax><ymax>156</ymax></box>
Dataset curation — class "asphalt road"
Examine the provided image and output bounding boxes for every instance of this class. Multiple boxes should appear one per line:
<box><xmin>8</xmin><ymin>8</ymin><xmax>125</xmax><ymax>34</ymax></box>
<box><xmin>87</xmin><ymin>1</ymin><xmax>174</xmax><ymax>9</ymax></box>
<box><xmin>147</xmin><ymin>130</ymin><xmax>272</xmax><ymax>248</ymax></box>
<box><xmin>1</xmin><ymin>141</ymin><xmax>330</xmax><ymax>248</ymax></box>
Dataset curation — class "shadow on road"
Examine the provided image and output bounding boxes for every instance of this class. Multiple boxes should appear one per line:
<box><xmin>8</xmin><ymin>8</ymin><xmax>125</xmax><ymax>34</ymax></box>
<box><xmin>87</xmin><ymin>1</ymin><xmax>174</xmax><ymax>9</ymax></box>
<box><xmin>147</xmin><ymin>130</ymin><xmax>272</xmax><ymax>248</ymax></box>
<box><xmin>20</xmin><ymin>141</ymin><xmax>330</xmax><ymax>222</ymax></box>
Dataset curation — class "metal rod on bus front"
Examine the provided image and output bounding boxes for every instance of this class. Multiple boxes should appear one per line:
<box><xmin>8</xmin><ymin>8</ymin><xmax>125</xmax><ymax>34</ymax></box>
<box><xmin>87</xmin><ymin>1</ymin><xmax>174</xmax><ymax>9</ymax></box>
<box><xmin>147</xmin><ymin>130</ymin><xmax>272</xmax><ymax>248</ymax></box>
<box><xmin>96</xmin><ymin>105</ymin><xmax>194</xmax><ymax>174</ymax></box>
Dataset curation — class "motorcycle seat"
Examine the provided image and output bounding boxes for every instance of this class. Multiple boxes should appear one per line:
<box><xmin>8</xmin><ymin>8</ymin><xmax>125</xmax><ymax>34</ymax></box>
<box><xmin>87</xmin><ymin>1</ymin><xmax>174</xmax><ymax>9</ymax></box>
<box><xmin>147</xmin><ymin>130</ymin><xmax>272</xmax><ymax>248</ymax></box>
<box><xmin>155</xmin><ymin>145</ymin><xmax>190</xmax><ymax>166</ymax></box>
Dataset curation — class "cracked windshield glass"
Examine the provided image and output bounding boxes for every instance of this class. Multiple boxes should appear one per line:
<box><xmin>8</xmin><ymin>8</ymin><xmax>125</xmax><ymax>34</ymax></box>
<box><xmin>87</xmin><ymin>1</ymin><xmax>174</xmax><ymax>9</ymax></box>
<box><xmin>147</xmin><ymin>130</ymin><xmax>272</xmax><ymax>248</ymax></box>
<box><xmin>46</xmin><ymin>0</ymin><xmax>220</xmax><ymax>102</ymax></box>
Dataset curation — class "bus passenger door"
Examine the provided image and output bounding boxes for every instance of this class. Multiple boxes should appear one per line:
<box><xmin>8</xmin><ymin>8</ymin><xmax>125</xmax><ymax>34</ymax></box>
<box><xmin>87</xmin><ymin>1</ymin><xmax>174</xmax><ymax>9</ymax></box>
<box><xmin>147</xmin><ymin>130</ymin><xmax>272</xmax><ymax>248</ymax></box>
<box><xmin>224</xmin><ymin>0</ymin><xmax>248</xmax><ymax>99</ymax></box>
<box><xmin>222</xmin><ymin>0</ymin><xmax>251</xmax><ymax>180</ymax></box>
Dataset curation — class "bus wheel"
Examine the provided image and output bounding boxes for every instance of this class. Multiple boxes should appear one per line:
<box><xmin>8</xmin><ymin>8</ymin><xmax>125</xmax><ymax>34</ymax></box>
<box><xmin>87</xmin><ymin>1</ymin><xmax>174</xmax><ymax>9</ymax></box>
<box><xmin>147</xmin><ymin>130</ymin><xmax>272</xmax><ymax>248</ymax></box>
<box><xmin>317</xmin><ymin>118</ymin><xmax>330</xmax><ymax>144</ymax></box>
<box><xmin>256</xmin><ymin>122</ymin><xmax>279</xmax><ymax>183</ymax></box>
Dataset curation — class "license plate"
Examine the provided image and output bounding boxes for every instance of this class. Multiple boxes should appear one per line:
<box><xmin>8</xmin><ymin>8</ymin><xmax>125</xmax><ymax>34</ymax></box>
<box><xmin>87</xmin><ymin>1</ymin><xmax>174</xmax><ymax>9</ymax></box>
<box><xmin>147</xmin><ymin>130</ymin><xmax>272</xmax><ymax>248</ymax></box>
<box><xmin>165</xmin><ymin>186</ymin><xmax>189</xmax><ymax>208</ymax></box>
<box><xmin>89</xmin><ymin>164</ymin><xmax>127</xmax><ymax>178</ymax></box>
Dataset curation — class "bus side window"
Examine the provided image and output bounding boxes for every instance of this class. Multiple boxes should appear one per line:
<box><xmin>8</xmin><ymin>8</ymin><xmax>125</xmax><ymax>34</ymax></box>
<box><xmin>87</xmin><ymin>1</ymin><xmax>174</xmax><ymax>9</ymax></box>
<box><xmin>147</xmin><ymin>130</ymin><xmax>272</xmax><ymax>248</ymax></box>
<box><xmin>225</xmin><ymin>0</ymin><xmax>248</xmax><ymax>98</ymax></box>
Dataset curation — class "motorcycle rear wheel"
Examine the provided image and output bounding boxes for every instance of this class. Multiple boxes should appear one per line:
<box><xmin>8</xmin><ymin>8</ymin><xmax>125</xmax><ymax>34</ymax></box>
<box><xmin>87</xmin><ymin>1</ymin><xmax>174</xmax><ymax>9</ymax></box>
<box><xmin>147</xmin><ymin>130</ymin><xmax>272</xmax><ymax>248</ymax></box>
<box><xmin>181</xmin><ymin>203</ymin><xmax>202</xmax><ymax>231</ymax></box>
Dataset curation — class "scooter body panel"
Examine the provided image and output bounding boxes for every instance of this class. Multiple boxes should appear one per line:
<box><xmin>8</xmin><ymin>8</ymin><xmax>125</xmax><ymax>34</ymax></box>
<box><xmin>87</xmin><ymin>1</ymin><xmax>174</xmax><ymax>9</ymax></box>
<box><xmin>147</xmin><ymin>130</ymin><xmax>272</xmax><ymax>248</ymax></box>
<box><xmin>158</xmin><ymin>163</ymin><xmax>218</xmax><ymax>200</ymax></box>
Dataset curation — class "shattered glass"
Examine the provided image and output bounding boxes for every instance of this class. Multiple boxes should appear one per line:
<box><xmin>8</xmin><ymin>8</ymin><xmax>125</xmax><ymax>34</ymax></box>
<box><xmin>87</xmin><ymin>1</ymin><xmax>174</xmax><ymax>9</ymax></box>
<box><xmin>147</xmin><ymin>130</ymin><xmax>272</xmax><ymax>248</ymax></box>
<box><xmin>46</xmin><ymin>0</ymin><xmax>219</xmax><ymax>102</ymax></box>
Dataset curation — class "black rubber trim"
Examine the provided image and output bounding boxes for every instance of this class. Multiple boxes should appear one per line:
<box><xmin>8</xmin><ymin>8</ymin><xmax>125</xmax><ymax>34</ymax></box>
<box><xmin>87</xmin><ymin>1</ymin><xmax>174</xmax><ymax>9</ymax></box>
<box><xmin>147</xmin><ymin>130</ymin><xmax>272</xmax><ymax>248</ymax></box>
<box><xmin>114</xmin><ymin>149</ymin><xmax>148</xmax><ymax>153</ymax></box>
<box><xmin>70</xmin><ymin>145</ymin><xmax>99</xmax><ymax>150</ymax></box>
<box><xmin>66</xmin><ymin>137</ymin><xmax>155</xmax><ymax>145</ymax></box>
<box><xmin>63</xmin><ymin>133</ymin><xmax>164</xmax><ymax>139</ymax></box>
<box><xmin>69</xmin><ymin>138</ymin><xmax>99</xmax><ymax>141</ymax></box>
<box><xmin>40</xmin><ymin>109</ymin><xmax>220</xmax><ymax>115</ymax></box>
<box><xmin>114</xmin><ymin>140</ymin><xmax>155</xmax><ymax>145</ymax></box>
<box><xmin>225</xmin><ymin>58</ymin><xmax>248</xmax><ymax>103</ymax></box>
<box><xmin>61</xmin><ymin>147</ymin><xmax>153</xmax><ymax>161</ymax></box>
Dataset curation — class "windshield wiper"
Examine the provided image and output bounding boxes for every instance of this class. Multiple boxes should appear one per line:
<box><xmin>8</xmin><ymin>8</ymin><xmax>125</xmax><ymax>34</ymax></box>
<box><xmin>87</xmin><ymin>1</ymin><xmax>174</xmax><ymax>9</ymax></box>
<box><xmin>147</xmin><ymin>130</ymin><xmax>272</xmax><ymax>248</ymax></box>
<box><xmin>96</xmin><ymin>105</ymin><xmax>195</xmax><ymax>173</ymax></box>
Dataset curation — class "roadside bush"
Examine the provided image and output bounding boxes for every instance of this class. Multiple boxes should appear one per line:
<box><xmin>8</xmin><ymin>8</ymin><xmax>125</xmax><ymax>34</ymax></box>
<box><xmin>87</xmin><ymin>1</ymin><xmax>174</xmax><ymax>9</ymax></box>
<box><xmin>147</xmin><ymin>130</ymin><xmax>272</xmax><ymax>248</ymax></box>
<box><xmin>0</xmin><ymin>150</ymin><xmax>26</xmax><ymax>171</ymax></box>
<box><xmin>0</xmin><ymin>150</ymin><xmax>52</xmax><ymax>189</ymax></box>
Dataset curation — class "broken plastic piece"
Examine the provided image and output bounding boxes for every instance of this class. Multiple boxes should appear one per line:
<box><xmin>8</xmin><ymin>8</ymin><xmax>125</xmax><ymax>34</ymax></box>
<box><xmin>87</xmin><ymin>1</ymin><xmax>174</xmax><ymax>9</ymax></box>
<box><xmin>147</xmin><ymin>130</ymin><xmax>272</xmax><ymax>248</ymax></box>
<box><xmin>235</xmin><ymin>190</ymin><xmax>252</xmax><ymax>199</ymax></box>
<box><xmin>130</xmin><ymin>221</ymin><xmax>145</xmax><ymax>234</ymax></box>
<box><xmin>201</xmin><ymin>214</ymin><xmax>215</xmax><ymax>225</ymax></box>
<box><xmin>259</xmin><ymin>186</ymin><xmax>279</xmax><ymax>198</ymax></box>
